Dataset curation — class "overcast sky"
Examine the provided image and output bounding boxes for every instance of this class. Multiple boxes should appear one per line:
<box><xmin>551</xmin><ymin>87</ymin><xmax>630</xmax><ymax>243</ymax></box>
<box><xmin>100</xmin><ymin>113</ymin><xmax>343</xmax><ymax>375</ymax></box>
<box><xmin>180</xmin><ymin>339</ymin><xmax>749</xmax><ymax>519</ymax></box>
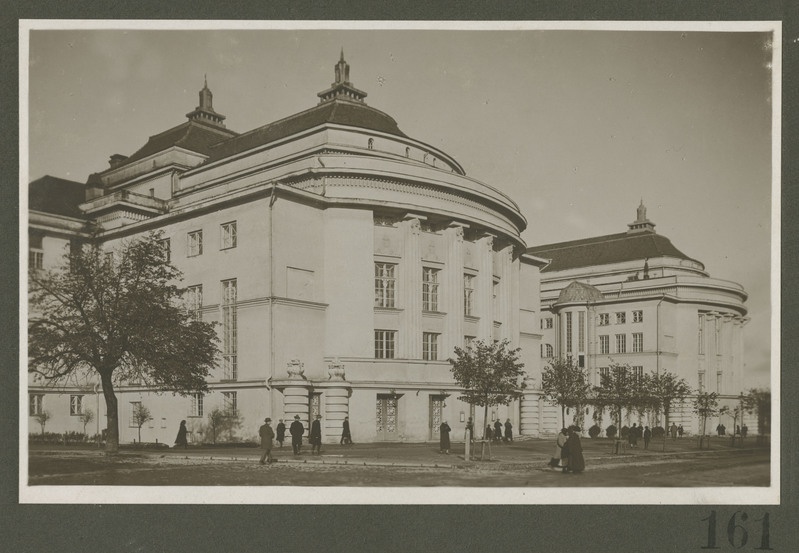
<box><xmin>25</xmin><ymin>25</ymin><xmax>775</xmax><ymax>388</ymax></box>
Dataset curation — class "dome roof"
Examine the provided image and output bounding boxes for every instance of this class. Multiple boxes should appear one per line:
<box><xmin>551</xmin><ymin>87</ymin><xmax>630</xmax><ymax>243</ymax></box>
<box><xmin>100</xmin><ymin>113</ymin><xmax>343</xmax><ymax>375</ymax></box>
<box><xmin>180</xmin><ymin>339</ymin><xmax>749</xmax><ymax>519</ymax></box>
<box><xmin>555</xmin><ymin>281</ymin><xmax>604</xmax><ymax>305</ymax></box>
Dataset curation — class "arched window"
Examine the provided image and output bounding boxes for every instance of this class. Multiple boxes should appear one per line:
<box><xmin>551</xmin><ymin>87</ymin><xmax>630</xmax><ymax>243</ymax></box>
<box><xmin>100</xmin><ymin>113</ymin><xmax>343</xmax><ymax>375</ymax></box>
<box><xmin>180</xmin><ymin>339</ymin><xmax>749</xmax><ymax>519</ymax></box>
<box><xmin>367</xmin><ymin>138</ymin><xmax>374</xmax><ymax>150</ymax></box>
<box><xmin>544</xmin><ymin>344</ymin><xmax>553</xmax><ymax>358</ymax></box>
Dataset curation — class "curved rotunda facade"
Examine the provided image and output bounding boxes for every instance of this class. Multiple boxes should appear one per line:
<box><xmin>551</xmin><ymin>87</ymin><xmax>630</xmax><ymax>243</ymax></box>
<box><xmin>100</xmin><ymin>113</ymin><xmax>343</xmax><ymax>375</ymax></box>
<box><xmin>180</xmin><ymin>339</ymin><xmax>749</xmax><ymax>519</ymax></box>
<box><xmin>28</xmin><ymin>54</ymin><xmax>551</xmax><ymax>444</ymax></box>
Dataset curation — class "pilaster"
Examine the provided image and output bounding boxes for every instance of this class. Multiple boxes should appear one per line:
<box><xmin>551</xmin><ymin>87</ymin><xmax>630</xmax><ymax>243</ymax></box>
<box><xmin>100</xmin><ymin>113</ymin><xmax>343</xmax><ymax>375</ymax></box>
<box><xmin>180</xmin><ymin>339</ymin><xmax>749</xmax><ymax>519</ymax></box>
<box><xmin>476</xmin><ymin>233</ymin><xmax>494</xmax><ymax>341</ymax></box>
<box><xmin>443</xmin><ymin>223</ymin><xmax>466</xmax><ymax>357</ymax></box>
<box><xmin>399</xmin><ymin>216</ymin><xmax>423</xmax><ymax>358</ymax></box>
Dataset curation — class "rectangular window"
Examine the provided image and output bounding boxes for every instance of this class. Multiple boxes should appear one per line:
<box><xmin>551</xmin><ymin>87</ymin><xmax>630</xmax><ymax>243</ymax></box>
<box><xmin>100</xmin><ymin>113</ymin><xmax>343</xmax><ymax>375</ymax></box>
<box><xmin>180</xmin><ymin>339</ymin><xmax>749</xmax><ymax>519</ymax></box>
<box><xmin>464</xmin><ymin>335</ymin><xmax>476</xmax><ymax>349</ymax></box>
<box><xmin>698</xmin><ymin>371</ymin><xmax>705</xmax><ymax>392</ymax></box>
<box><xmin>541</xmin><ymin>317</ymin><xmax>553</xmax><ymax>329</ymax></box>
<box><xmin>29</xmin><ymin>394</ymin><xmax>44</xmax><ymax>416</ymax></box>
<box><xmin>104</xmin><ymin>252</ymin><xmax>114</xmax><ymax>266</ymax></box>
<box><xmin>222</xmin><ymin>279</ymin><xmax>238</xmax><ymax>380</ymax></box>
<box><xmin>616</xmin><ymin>312</ymin><xmax>626</xmax><ymax>324</ymax></box>
<box><xmin>187</xmin><ymin>230</ymin><xmax>203</xmax><ymax>257</ymax></box>
<box><xmin>633</xmin><ymin>310</ymin><xmax>643</xmax><ymax>323</ymax></box>
<box><xmin>599</xmin><ymin>367</ymin><xmax>610</xmax><ymax>380</ymax></box>
<box><xmin>159</xmin><ymin>238</ymin><xmax>171</xmax><ymax>263</ymax></box>
<box><xmin>578</xmin><ymin>311</ymin><xmax>585</xmax><ymax>352</ymax></box>
<box><xmin>374</xmin><ymin>330</ymin><xmax>396</xmax><ymax>359</ymax></box>
<box><xmin>632</xmin><ymin>332</ymin><xmax>644</xmax><ymax>353</ymax></box>
<box><xmin>492</xmin><ymin>278</ymin><xmax>500</xmax><ymax>320</ymax></box>
<box><xmin>423</xmin><ymin>332</ymin><xmax>439</xmax><ymax>361</ymax></box>
<box><xmin>223</xmin><ymin>391</ymin><xmax>237</xmax><ymax>416</ymax></box>
<box><xmin>716</xmin><ymin>371</ymin><xmax>723</xmax><ymax>393</ymax></box>
<box><xmin>190</xmin><ymin>393</ymin><xmax>204</xmax><ymax>417</ymax></box>
<box><xmin>221</xmin><ymin>221</ymin><xmax>237</xmax><ymax>249</ymax></box>
<box><xmin>422</xmin><ymin>267</ymin><xmax>440</xmax><ymax>311</ymax></box>
<box><xmin>615</xmin><ymin>334</ymin><xmax>626</xmax><ymax>354</ymax></box>
<box><xmin>698</xmin><ymin>314</ymin><xmax>705</xmax><ymax>354</ymax></box>
<box><xmin>374</xmin><ymin>263</ymin><xmax>396</xmax><ymax>308</ymax></box>
<box><xmin>715</xmin><ymin>318</ymin><xmax>721</xmax><ymax>353</ymax></box>
<box><xmin>632</xmin><ymin>365</ymin><xmax>643</xmax><ymax>382</ymax></box>
<box><xmin>565</xmin><ymin>312</ymin><xmax>573</xmax><ymax>353</ymax></box>
<box><xmin>186</xmin><ymin>285</ymin><xmax>203</xmax><ymax>320</ymax></box>
<box><xmin>463</xmin><ymin>274</ymin><xmax>475</xmax><ymax>316</ymax></box>
<box><xmin>599</xmin><ymin>335</ymin><xmax>610</xmax><ymax>355</ymax></box>
<box><xmin>544</xmin><ymin>343</ymin><xmax>553</xmax><ymax>358</ymax></box>
<box><xmin>598</xmin><ymin>313</ymin><xmax>609</xmax><ymax>326</ymax></box>
<box><xmin>129</xmin><ymin>401</ymin><xmax>141</xmax><ymax>427</ymax></box>
<box><xmin>69</xmin><ymin>395</ymin><xmax>83</xmax><ymax>416</ymax></box>
<box><xmin>29</xmin><ymin>250</ymin><xmax>44</xmax><ymax>270</ymax></box>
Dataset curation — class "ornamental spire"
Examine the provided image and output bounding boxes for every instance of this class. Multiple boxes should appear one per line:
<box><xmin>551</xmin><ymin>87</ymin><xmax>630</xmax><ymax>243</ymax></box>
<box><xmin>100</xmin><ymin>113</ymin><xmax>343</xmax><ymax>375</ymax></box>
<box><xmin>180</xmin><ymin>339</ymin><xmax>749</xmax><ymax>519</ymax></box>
<box><xmin>186</xmin><ymin>75</ymin><xmax>226</xmax><ymax>127</ymax></box>
<box><xmin>318</xmin><ymin>50</ymin><xmax>368</xmax><ymax>104</ymax></box>
<box><xmin>627</xmin><ymin>200</ymin><xmax>656</xmax><ymax>234</ymax></box>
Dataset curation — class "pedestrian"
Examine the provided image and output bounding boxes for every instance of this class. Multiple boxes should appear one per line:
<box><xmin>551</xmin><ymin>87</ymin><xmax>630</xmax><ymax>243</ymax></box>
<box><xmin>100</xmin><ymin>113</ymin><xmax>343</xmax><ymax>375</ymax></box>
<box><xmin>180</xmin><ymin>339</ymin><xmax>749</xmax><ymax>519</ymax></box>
<box><xmin>549</xmin><ymin>427</ymin><xmax>568</xmax><ymax>468</ymax></box>
<box><xmin>562</xmin><ymin>425</ymin><xmax>585</xmax><ymax>473</ymax></box>
<box><xmin>678</xmin><ymin>424</ymin><xmax>684</xmax><ymax>438</ymax></box>
<box><xmin>741</xmin><ymin>424</ymin><xmax>748</xmax><ymax>438</ymax></box>
<box><xmin>276</xmin><ymin>419</ymin><xmax>286</xmax><ymax>448</ymax></box>
<box><xmin>439</xmin><ymin>420</ymin><xmax>451</xmax><ymax>454</ymax></box>
<box><xmin>643</xmin><ymin>425</ymin><xmax>652</xmax><ymax>449</ymax></box>
<box><xmin>466</xmin><ymin>417</ymin><xmax>474</xmax><ymax>443</ymax></box>
<box><xmin>290</xmin><ymin>414</ymin><xmax>304</xmax><ymax>455</ymax></box>
<box><xmin>670</xmin><ymin>422</ymin><xmax>678</xmax><ymax>440</ymax></box>
<box><xmin>340</xmin><ymin>416</ymin><xmax>353</xmax><ymax>445</ymax></box>
<box><xmin>716</xmin><ymin>423</ymin><xmax>723</xmax><ymax>437</ymax></box>
<box><xmin>174</xmin><ymin>420</ymin><xmax>188</xmax><ymax>449</ymax></box>
<box><xmin>504</xmin><ymin>419</ymin><xmax>513</xmax><ymax>443</ymax></box>
<box><xmin>259</xmin><ymin>417</ymin><xmax>275</xmax><ymax>464</ymax></box>
<box><xmin>485</xmin><ymin>424</ymin><xmax>493</xmax><ymax>442</ymax></box>
<box><xmin>310</xmin><ymin>414</ymin><xmax>322</xmax><ymax>455</ymax></box>
<box><xmin>629</xmin><ymin>423</ymin><xmax>638</xmax><ymax>448</ymax></box>
<box><xmin>736</xmin><ymin>424</ymin><xmax>741</xmax><ymax>436</ymax></box>
<box><xmin>721</xmin><ymin>424</ymin><xmax>726</xmax><ymax>436</ymax></box>
<box><xmin>493</xmin><ymin>420</ymin><xmax>503</xmax><ymax>443</ymax></box>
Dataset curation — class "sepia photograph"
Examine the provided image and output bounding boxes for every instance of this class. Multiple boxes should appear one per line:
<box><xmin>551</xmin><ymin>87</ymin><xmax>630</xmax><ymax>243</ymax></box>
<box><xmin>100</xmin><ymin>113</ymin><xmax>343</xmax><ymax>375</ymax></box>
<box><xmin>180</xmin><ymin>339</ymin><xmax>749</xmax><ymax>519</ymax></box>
<box><xmin>20</xmin><ymin>21</ymin><xmax>779</xmax><ymax>505</ymax></box>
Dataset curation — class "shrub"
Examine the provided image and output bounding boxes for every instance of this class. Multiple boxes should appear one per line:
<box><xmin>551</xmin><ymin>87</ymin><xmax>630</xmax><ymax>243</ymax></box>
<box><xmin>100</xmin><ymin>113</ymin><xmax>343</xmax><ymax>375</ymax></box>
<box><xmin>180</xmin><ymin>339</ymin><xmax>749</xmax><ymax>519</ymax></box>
<box><xmin>588</xmin><ymin>424</ymin><xmax>601</xmax><ymax>439</ymax></box>
<box><xmin>606</xmin><ymin>424</ymin><xmax>617</xmax><ymax>439</ymax></box>
<box><xmin>620</xmin><ymin>425</ymin><xmax>630</xmax><ymax>439</ymax></box>
<box><xmin>652</xmin><ymin>426</ymin><xmax>666</xmax><ymax>439</ymax></box>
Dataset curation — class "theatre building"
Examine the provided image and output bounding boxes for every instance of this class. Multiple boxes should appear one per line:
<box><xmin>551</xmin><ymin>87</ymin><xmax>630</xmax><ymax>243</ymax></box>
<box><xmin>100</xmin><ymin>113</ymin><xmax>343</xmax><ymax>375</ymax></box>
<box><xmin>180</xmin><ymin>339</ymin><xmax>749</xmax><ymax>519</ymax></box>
<box><xmin>28</xmin><ymin>54</ymin><xmax>551</xmax><ymax>444</ymax></box>
<box><xmin>527</xmin><ymin>203</ymin><xmax>752</xmax><ymax>434</ymax></box>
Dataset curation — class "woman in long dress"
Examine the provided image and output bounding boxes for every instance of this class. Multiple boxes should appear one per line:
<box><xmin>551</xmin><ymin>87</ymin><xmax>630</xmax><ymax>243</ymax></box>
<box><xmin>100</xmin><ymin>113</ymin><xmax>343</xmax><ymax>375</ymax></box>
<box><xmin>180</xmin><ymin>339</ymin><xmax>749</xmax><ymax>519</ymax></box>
<box><xmin>564</xmin><ymin>426</ymin><xmax>585</xmax><ymax>473</ymax></box>
<box><xmin>549</xmin><ymin>427</ymin><xmax>568</xmax><ymax>467</ymax></box>
<box><xmin>174</xmin><ymin>420</ymin><xmax>188</xmax><ymax>449</ymax></box>
<box><xmin>439</xmin><ymin>421</ymin><xmax>451</xmax><ymax>454</ymax></box>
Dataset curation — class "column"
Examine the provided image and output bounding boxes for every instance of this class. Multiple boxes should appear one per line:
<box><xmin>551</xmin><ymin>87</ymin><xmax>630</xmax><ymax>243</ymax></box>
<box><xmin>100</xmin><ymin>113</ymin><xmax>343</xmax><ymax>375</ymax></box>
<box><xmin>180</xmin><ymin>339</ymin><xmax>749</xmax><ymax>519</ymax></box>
<box><xmin>282</xmin><ymin>360</ymin><xmax>311</xmax><ymax>431</ymax></box>
<box><xmin>476</xmin><ymin>233</ymin><xmax>494</xmax><ymax>341</ymax></box>
<box><xmin>399</xmin><ymin>216</ymin><xmax>423</xmax><ymax>359</ymax></box>
<box><xmin>443</xmin><ymin>223</ymin><xmax>466</xmax><ymax>357</ymax></box>
<box><xmin>520</xmin><ymin>376</ymin><xmax>539</xmax><ymax>437</ymax></box>
<box><xmin>324</xmin><ymin>361</ymin><xmax>351</xmax><ymax>444</ymax></box>
<box><xmin>498</xmin><ymin>245</ymin><xmax>514</xmax><ymax>343</ymax></box>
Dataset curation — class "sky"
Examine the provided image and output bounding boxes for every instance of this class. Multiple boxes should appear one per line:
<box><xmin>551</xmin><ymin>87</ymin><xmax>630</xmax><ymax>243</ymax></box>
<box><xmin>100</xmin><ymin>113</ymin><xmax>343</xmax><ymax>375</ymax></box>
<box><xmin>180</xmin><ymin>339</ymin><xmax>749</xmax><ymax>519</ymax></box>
<box><xmin>24</xmin><ymin>24</ymin><xmax>776</xmax><ymax>388</ymax></box>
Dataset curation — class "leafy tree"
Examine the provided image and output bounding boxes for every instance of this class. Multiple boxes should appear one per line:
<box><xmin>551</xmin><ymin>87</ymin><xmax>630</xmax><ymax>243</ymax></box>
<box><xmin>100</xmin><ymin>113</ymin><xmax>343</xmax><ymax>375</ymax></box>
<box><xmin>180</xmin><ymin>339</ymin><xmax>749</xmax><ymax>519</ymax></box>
<box><xmin>34</xmin><ymin>411</ymin><xmax>51</xmax><ymax>435</ymax></box>
<box><xmin>540</xmin><ymin>356</ymin><xmax>591</xmax><ymax>428</ymax></box>
<box><xmin>592</xmin><ymin>362</ymin><xmax>647</xmax><ymax>434</ymax></box>
<box><xmin>692</xmin><ymin>392</ymin><xmax>720</xmax><ymax>439</ymax></box>
<box><xmin>28</xmin><ymin>232</ymin><xmax>220</xmax><ymax>453</ymax></box>
<box><xmin>207</xmin><ymin>407</ymin><xmax>232</xmax><ymax>445</ymax></box>
<box><xmin>79</xmin><ymin>407</ymin><xmax>95</xmax><ymax>435</ymax></box>
<box><xmin>449</xmin><ymin>339</ymin><xmax>526</xmax><ymax>439</ymax></box>
<box><xmin>131</xmin><ymin>403</ymin><xmax>152</xmax><ymax>443</ymax></box>
<box><xmin>743</xmin><ymin>388</ymin><xmax>771</xmax><ymax>438</ymax></box>
<box><xmin>647</xmin><ymin>371</ymin><xmax>691</xmax><ymax>427</ymax></box>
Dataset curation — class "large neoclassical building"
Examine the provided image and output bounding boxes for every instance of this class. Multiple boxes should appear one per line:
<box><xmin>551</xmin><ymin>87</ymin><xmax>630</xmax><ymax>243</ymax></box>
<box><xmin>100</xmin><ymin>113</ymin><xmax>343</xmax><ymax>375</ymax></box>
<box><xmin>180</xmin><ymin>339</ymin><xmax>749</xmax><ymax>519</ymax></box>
<box><xmin>28</xmin><ymin>54</ymin><xmax>553</xmax><ymax>444</ymax></box>
<box><xmin>527</xmin><ymin>203</ymin><xmax>751</xmax><ymax>433</ymax></box>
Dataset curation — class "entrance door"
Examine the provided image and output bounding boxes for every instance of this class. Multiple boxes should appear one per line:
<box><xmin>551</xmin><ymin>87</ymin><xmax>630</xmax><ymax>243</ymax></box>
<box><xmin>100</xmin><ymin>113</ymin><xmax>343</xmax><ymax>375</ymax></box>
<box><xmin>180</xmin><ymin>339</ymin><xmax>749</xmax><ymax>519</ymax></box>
<box><xmin>429</xmin><ymin>395</ymin><xmax>445</xmax><ymax>440</ymax></box>
<box><xmin>376</xmin><ymin>394</ymin><xmax>399</xmax><ymax>441</ymax></box>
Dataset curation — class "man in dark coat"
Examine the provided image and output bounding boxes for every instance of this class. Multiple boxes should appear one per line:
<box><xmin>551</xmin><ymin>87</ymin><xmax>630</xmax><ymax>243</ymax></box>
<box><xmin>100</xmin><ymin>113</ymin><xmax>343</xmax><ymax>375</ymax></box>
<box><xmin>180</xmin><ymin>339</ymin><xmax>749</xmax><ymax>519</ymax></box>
<box><xmin>289</xmin><ymin>415</ymin><xmax>304</xmax><ymax>455</ymax></box>
<box><xmin>439</xmin><ymin>421</ymin><xmax>451</xmax><ymax>454</ymax></box>
<box><xmin>310</xmin><ymin>414</ymin><xmax>322</xmax><ymax>455</ymax></box>
<box><xmin>562</xmin><ymin>426</ymin><xmax>585</xmax><ymax>473</ymax></box>
<box><xmin>494</xmin><ymin>420</ymin><xmax>503</xmax><ymax>443</ymax></box>
<box><xmin>504</xmin><ymin>419</ymin><xmax>513</xmax><ymax>442</ymax></box>
<box><xmin>259</xmin><ymin>418</ymin><xmax>275</xmax><ymax>465</ymax></box>
<box><xmin>340</xmin><ymin>416</ymin><xmax>353</xmax><ymax>445</ymax></box>
<box><xmin>643</xmin><ymin>425</ymin><xmax>652</xmax><ymax>449</ymax></box>
<box><xmin>276</xmin><ymin>419</ymin><xmax>286</xmax><ymax>448</ymax></box>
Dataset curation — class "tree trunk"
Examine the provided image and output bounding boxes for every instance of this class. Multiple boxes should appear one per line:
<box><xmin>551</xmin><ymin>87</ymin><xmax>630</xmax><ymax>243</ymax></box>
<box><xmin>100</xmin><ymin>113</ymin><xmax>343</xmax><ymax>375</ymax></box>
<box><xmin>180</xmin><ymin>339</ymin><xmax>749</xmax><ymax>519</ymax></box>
<box><xmin>100</xmin><ymin>371</ymin><xmax>119</xmax><ymax>454</ymax></box>
<box><xmin>483</xmin><ymin>404</ymin><xmax>489</xmax><ymax>440</ymax></box>
<box><xmin>561</xmin><ymin>404</ymin><xmax>566</xmax><ymax>429</ymax></box>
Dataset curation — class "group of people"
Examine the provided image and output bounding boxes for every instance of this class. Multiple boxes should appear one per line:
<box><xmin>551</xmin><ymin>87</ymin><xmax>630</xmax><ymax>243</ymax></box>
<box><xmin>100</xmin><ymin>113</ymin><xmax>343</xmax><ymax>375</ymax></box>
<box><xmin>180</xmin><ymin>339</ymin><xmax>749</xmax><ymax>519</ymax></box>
<box><xmin>669</xmin><ymin>423</ymin><xmax>685</xmax><ymax>439</ymax></box>
<box><xmin>438</xmin><ymin>418</ymin><xmax>515</xmax><ymax>455</ymax></box>
<box><xmin>256</xmin><ymin>414</ymin><xmax>354</xmax><ymax>464</ymax></box>
<box><xmin>548</xmin><ymin>426</ymin><xmax>585</xmax><ymax>473</ymax></box>
<box><xmin>486</xmin><ymin>419</ymin><xmax>514</xmax><ymax>443</ymax></box>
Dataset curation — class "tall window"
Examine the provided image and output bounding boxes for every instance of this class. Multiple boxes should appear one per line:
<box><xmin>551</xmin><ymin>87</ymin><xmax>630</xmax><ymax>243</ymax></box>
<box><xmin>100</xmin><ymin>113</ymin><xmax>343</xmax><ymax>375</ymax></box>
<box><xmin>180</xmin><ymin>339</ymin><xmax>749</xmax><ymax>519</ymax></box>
<box><xmin>616</xmin><ymin>312</ymin><xmax>626</xmax><ymax>324</ymax></box>
<box><xmin>492</xmin><ymin>279</ymin><xmax>500</xmax><ymax>319</ymax></box>
<box><xmin>615</xmin><ymin>334</ymin><xmax>626</xmax><ymax>354</ymax></box>
<box><xmin>222</xmin><ymin>279</ymin><xmax>238</xmax><ymax>380</ymax></box>
<box><xmin>716</xmin><ymin>372</ymin><xmax>723</xmax><ymax>393</ymax></box>
<box><xmin>186</xmin><ymin>285</ymin><xmax>203</xmax><ymax>320</ymax></box>
<box><xmin>223</xmin><ymin>391</ymin><xmax>237</xmax><ymax>416</ymax></box>
<box><xmin>542</xmin><ymin>343</ymin><xmax>553</xmax><ymax>358</ymax></box>
<box><xmin>599</xmin><ymin>335</ymin><xmax>610</xmax><ymax>355</ymax></box>
<box><xmin>374</xmin><ymin>263</ymin><xmax>396</xmax><ymax>308</ymax></box>
<box><xmin>190</xmin><ymin>393</ymin><xmax>204</xmax><ymax>417</ymax></box>
<box><xmin>221</xmin><ymin>221</ymin><xmax>237</xmax><ymax>249</ymax></box>
<box><xmin>29</xmin><ymin>249</ymin><xmax>44</xmax><ymax>270</ymax></box>
<box><xmin>715</xmin><ymin>318</ymin><xmax>721</xmax><ymax>353</ymax></box>
<box><xmin>69</xmin><ymin>395</ymin><xmax>83</xmax><ymax>416</ymax></box>
<box><xmin>598</xmin><ymin>313</ymin><xmax>610</xmax><ymax>326</ymax></box>
<box><xmin>463</xmin><ymin>274</ymin><xmax>475</xmax><ymax>316</ymax></box>
<box><xmin>374</xmin><ymin>330</ymin><xmax>396</xmax><ymax>359</ymax></box>
<box><xmin>565</xmin><ymin>312</ymin><xmax>573</xmax><ymax>353</ymax></box>
<box><xmin>29</xmin><ymin>394</ymin><xmax>44</xmax><ymax>416</ymax></box>
<box><xmin>698</xmin><ymin>314</ymin><xmax>705</xmax><ymax>354</ymax></box>
<box><xmin>632</xmin><ymin>366</ymin><xmax>644</xmax><ymax>383</ymax></box>
<box><xmin>422</xmin><ymin>267</ymin><xmax>440</xmax><ymax>311</ymax></box>
<box><xmin>632</xmin><ymin>333</ymin><xmax>643</xmax><ymax>353</ymax></box>
<box><xmin>423</xmin><ymin>332</ymin><xmax>439</xmax><ymax>361</ymax></box>
<box><xmin>159</xmin><ymin>238</ymin><xmax>171</xmax><ymax>262</ymax></box>
<box><xmin>633</xmin><ymin>310</ymin><xmax>643</xmax><ymax>323</ymax></box>
<box><xmin>599</xmin><ymin>367</ymin><xmax>610</xmax><ymax>380</ymax></box>
<box><xmin>187</xmin><ymin>230</ymin><xmax>203</xmax><ymax>257</ymax></box>
<box><xmin>578</xmin><ymin>311</ymin><xmax>585</xmax><ymax>352</ymax></box>
<box><xmin>698</xmin><ymin>371</ymin><xmax>705</xmax><ymax>392</ymax></box>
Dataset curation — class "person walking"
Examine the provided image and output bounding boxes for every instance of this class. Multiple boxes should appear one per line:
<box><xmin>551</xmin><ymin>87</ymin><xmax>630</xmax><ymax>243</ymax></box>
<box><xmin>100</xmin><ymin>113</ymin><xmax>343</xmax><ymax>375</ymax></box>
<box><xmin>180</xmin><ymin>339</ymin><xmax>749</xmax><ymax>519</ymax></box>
<box><xmin>670</xmin><ymin>423</ymin><xmax>678</xmax><ymax>440</ymax></box>
<box><xmin>643</xmin><ymin>425</ymin><xmax>652</xmax><ymax>449</ymax></box>
<box><xmin>485</xmin><ymin>424</ymin><xmax>493</xmax><ymax>442</ymax></box>
<box><xmin>629</xmin><ymin>423</ymin><xmax>638</xmax><ymax>448</ymax></box>
<box><xmin>678</xmin><ymin>424</ymin><xmax>684</xmax><ymax>438</ymax></box>
<box><xmin>439</xmin><ymin>420</ymin><xmax>451</xmax><ymax>454</ymax></box>
<box><xmin>259</xmin><ymin>417</ymin><xmax>275</xmax><ymax>464</ymax></box>
<box><xmin>562</xmin><ymin>426</ymin><xmax>585</xmax><ymax>473</ymax></box>
<box><xmin>493</xmin><ymin>420</ymin><xmax>503</xmax><ymax>443</ymax></box>
<box><xmin>466</xmin><ymin>417</ymin><xmax>474</xmax><ymax>443</ymax></box>
<box><xmin>741</xmin><ymin>424</ymin><xmax>748</xmax><ymax>438</ymax></box>
<box><xmin>174</xmin><ymin>420</ymin><xmax>188</xmax><ymax>449</ymax></box>
<box><xmin>504</xmin><ymin>419</ymin><xmax>513</xmax><ymax>443</ymax></box>
<box><xmin>549</xmin><ymin>427</ymin><xmax>568</xmax><ymax>468</ymax></box>
<box><xmin>290</xmin><ymin>414</ymin><xmax>304</xmax><ymax>455</ymax></box>
<box><xmin>310</xmin><ymin>414</ymin><xmax>322</xmax><ymax>455</ymax></box>
<box><xmin>276</xmin><ymin>419</ymin><xmax>286</xmax><ymax>448</ymax></box>
<box><xmin>340</xmin><ymin>416</ymin><xmax>353</xmax><ymax>445</ymax></box>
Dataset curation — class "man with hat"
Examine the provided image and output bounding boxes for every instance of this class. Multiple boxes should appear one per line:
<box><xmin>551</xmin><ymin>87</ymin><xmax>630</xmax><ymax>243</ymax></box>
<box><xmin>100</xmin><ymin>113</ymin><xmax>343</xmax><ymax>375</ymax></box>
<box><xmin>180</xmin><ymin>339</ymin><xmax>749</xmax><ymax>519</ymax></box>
<box><xmin>289</xmin><ymin>414</ymin><xmax>304</xmax><ymax>455</ymax></box>
<box><xmin>259</xmin><ymin>417</ymin><xmax>275</xmax><ymax>465</ymax></box>
<box><xmin>310</xmin><ymin>414</ymin><xmax>323</xmax><ymax>455</ymax></box>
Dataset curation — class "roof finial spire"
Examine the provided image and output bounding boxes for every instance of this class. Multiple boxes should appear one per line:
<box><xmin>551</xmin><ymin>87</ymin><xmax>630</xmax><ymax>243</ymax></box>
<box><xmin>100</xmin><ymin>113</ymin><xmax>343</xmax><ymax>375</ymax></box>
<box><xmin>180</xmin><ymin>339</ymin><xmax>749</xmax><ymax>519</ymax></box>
<box><xmin>628</xmin><ymin>200</ymin><xmax>655</xmax><ymax>234</ymax></box>
<box><xmin>340</xmin><ymin>47</ymin><xmax>345</xmax><ymax>62</ymax></box>
<box><xmin>204</xmin><ymin>73</ymin><xmax>208</xmax><ymax>88</ymax></box>
<box><xmin>319</xmin><ymin>50</ymin><xmax>367</xmax><ymax>104</ymax></box>
<box><xmin>186</xmin><ymin>75</ymin><xmax>227</xmax><ymax>128</ymax></box>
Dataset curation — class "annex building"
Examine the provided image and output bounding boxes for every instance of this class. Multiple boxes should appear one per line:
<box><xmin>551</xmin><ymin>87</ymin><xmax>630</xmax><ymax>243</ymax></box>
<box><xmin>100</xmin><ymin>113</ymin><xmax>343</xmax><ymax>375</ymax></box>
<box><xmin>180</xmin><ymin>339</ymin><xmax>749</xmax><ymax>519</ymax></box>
<box><xmin>527</xmin><ymin>203</ymin><xmax>752</xmax><ymax>434</ymax></box>
<box><xmin>29</xmin><ymin>53</ymin><xmax>556</xmax><ymax>444</ymax></box>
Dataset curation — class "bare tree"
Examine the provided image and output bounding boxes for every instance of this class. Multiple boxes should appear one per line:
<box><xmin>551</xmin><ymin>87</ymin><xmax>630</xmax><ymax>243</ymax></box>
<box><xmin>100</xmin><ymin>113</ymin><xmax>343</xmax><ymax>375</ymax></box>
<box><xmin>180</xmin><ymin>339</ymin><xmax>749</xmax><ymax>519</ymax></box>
<box><xmin>131</xmin><ymin>403</ymin><xmax>152</xmax><ymax>443</ymax></box>
<box><xmin>34</xmin><ymin>411</ymin><xmax>51</xmax><ymax>435</ymax></box>
<box><xmin>79</xmin><ymin>407</ymin><xmax>95</xmax><ymax>437</ymax></box>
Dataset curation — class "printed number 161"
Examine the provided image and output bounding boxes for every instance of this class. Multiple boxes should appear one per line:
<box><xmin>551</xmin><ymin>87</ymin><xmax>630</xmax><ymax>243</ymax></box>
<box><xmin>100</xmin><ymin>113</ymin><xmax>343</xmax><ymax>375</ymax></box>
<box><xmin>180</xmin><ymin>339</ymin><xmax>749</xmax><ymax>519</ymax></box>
<box><xmin>701</xmin><ymin>510</ymin><xmax>772</xmax><ymax>550</ymax></box>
